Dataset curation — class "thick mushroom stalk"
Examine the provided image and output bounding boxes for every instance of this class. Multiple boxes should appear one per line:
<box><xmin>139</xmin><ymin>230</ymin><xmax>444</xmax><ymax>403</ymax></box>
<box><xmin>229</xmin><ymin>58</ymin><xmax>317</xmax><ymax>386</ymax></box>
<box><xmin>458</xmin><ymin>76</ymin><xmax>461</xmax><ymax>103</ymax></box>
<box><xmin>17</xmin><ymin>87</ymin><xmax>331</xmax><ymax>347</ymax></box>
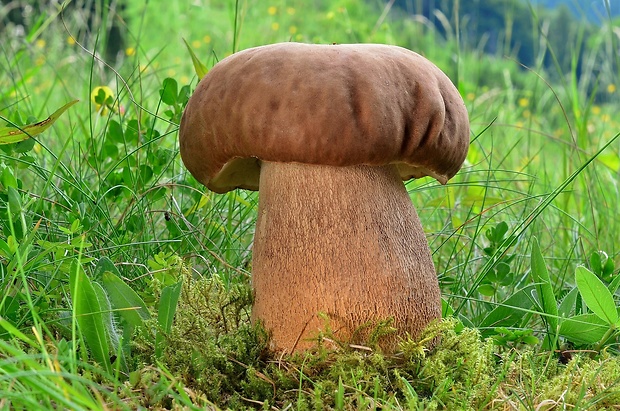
<box><xmin>253</xmin><ymin>162</ymin><xmax>440</xmax><ymax>352</ymax></box>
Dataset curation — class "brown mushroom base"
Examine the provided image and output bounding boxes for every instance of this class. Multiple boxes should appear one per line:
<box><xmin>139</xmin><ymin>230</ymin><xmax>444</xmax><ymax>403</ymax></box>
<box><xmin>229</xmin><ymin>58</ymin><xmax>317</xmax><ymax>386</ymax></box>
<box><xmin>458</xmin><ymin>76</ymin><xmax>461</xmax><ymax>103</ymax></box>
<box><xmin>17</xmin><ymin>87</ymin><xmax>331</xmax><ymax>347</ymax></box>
<box><xmin>252</xmin><ymin>162</ymin><xmax>441</xmax><ymax>353</ymax></box>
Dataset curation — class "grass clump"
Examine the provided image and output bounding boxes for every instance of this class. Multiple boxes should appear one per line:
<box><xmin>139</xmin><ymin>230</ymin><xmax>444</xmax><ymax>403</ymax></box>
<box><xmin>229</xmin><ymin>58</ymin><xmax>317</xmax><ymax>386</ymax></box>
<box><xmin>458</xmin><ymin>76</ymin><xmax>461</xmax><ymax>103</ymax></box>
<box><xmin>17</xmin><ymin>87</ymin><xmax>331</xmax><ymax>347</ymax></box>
<box><xmin>496</xmin><ymin>350</ymin><xmax>620</xmax><ymax>410</ymax></box>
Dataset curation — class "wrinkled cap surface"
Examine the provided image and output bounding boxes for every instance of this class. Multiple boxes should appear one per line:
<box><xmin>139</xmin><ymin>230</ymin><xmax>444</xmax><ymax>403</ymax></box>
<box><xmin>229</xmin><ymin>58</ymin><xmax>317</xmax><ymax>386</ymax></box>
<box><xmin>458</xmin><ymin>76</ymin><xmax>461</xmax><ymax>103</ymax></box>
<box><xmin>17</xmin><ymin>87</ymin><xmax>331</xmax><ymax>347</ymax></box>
<box><xmin>179</xmin><ymin>42</ymin><xmax>470</xmax><ymax>193</ymax></box>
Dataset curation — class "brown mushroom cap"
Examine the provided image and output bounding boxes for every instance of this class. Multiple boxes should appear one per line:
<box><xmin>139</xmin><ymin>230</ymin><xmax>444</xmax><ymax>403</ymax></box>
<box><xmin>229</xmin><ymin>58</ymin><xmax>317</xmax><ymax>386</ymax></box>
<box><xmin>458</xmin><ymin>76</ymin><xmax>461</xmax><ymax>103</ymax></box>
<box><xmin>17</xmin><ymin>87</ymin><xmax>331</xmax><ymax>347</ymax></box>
<box><xmin>179</xmin><ymin>43</ymin><xmax>469</xmax><ymax>193</ymax></box>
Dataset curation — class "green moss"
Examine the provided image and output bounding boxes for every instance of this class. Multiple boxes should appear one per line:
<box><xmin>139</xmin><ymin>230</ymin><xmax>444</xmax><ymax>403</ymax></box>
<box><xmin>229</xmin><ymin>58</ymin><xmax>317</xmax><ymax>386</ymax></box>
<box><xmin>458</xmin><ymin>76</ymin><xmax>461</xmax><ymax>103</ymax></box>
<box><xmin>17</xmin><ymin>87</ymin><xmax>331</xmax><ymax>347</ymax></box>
<box><xmin>125</xmin><ymin>266</ymin><xmax>620</xmax><ymax>410</ymax></box>
<box><xmin>499</xmin><ymin>350</ymin><xmax>620</xmax><ymax>410</ymax></box>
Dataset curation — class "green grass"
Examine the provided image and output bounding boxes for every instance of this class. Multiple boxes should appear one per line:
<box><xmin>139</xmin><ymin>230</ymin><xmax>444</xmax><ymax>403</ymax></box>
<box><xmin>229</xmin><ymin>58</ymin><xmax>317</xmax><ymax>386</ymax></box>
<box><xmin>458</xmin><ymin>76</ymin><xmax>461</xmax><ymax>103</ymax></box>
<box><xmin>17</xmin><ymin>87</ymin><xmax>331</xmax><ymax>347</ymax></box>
<box><xmin>1</xmin><ymin>0</ymin><xmax>620</xmax><ymax>409</ymax></box>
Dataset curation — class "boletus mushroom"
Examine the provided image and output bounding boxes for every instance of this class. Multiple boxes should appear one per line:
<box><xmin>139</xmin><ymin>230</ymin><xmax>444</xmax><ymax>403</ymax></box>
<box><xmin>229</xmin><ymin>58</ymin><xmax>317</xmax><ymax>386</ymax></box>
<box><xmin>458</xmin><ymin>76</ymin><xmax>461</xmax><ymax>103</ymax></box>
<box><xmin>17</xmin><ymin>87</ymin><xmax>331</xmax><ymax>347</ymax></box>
<box><xmin>179</xmin><ymin>42</ymin><xmax>470</xmax><ymax>353</ymax></box>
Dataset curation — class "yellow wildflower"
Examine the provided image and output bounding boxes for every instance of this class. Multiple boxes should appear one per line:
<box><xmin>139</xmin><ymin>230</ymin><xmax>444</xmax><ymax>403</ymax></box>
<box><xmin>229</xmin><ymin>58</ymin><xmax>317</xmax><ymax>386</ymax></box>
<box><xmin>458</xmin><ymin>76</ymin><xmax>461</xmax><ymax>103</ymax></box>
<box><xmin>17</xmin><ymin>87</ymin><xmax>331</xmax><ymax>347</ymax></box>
<box><xmin>91</xmin><ymin>86</ymin><xmax>115</xmax><ymax>115</ymax></box>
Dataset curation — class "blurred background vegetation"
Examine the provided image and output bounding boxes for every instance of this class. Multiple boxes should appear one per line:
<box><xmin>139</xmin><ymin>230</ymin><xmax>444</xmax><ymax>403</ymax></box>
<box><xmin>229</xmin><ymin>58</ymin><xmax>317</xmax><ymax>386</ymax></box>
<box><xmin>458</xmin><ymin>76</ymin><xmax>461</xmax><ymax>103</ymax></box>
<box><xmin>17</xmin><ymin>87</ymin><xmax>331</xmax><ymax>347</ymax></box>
<box><xmin>394</xmin><ymin>0</ymin><xmax>620</xmax><ymax>98</ymax></box>
<box><xmin>1</xmin><ymin>0</ymin><xmax>620</xmax><ymax>408</ymax></box>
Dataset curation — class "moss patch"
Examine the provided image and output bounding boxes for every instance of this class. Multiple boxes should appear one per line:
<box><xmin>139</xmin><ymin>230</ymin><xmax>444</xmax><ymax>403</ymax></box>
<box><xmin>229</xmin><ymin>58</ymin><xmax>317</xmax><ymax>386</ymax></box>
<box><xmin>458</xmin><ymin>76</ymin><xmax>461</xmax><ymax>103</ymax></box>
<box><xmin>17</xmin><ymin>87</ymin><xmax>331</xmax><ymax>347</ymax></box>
<box><xmin>124</xmin><ymin>269</ymin><xmax>620</xmax><ymax>410</ymax></box>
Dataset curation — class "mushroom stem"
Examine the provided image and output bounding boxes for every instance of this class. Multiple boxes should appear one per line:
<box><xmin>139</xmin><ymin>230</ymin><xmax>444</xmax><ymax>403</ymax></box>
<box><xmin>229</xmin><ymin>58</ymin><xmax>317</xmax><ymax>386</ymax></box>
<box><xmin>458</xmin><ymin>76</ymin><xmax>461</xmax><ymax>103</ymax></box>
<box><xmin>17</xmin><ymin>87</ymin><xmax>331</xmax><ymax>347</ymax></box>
<box><xmin>252</xmin><ymin>161</ymin><xmax>441</xmax><ymax>353</ymax></box>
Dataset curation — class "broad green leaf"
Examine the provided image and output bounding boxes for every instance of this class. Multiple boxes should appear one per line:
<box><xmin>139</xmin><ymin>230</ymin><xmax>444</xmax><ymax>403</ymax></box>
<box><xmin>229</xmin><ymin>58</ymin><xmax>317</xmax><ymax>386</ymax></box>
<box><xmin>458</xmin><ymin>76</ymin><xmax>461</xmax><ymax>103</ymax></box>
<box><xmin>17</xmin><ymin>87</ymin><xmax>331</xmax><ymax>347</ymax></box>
<box><xmin>489</xmin><ymin>221</ymin><xmax>509</xmax><ymax>243</ymax></box>
<box><xmin>477</xmin><ymin>284</ymin><xmax>496</xmax><ymax>296</ymax></box>
<box><xmin>159</xmin><ymin>78</ymin><xmax>178</xmax><ymax>106</ymax></box>
<box><xmin>70</xmin><ymin>219</ymin><xmax>81</xmax><ymax>234</ymax></box>
<box><xmin>92</xmin><ymin>281</ymin><xmax>120</xmax><ymax>351</ymax></box>
<box><xmin>530</xmin><ymin>238</ymin><xmax>558</xmax><ymax>335</ymax></box>
<box><xmin>559</xmin><ymin>313</ymin><xmax>608</xmax><ymax>345</ymax></box>
<box><xmin>0</xmin><ymin>238</ymin><xmax>12</xmax><ymax>258</ymax></box>
<box><xmin>106</xmin><ymin>120</ymin><xmax>124</xmax><ymax>144</ymax></box>
<box><xmin>94</xmin><ymin>256</ymin><xmax>121</xmax><ymax>279</ymax></box>
<box><xmin>183</xmin><ymin>38</ymin><xmax>209</xmax><ymax>80</ymax></box>
<box><xmin>0</xmin><ymin>295</ymin><xmax>20</xmax><ymax>321</ymax></box>
<box><xmin>603</xmin><ymin>257</ymin><xmax>615</xmax><ymax>278</ymax></box>
<box><xmin>558</xmin><ymin>287</ymin><xmax>579</xmax><ymax>318</ymax></box>
<box><xmin>2</xmin><ymin>167</ymin><xmax>17</xmax><ymax>189</ymax></box>
<box><xmin>69</xmin><ymin>262</ymin><xmax>111</xmax><ymax>374</ymax></box>
<box><xmin>156</xmin><ymin>280</ymin><xmax>182</xmax><ymax>357</ymax></box>
<box><xmin>158</xmin><ymin>280</ymin><xmax>182</xmax><ymax>333</ymax></box>
<box><xmin>7</xmin><ymin>186</ymin><xmax>22</xmax><ymax>214</ymax></box>
<box><xmin>178</xmin><ymin>84</ymin><xmax>191</xmax><ymax>106</ymax></box>
<box><xmin>125</xmin><ymin>119</ymin><xmax>140</xmax><ymax>142</ymax></box>
<box><xmin>93</xmin><ymin>281</ymin><xmax>130</xmax><ymax>372</ymax></box>
<box><xmin>590</xmin><ymin>251</ymin><xmax>603</xmax><ymax>276</ymax></box>
<box><xmin>102</xmin><ymin>271</ymin><xmax>150</xmax><ymax>328</ymax></box>
<box><xmin>479</xmin><ymin>285</ymin><xmax>535</xmax><ymax>336</ymax></box>
<box><xmin>14</xmin><ymin>137</ymin><xmax>35</xmax><ymax>153</ymax></box>
<box><xmin>0</xmin><ymin>100</ymin><xmax>78</xmax><ymax>144</ymax></box>
<box><xmin>575</xmin><ymin>266</ymin><xmax>618</xmax><ymax>325</ymax></box>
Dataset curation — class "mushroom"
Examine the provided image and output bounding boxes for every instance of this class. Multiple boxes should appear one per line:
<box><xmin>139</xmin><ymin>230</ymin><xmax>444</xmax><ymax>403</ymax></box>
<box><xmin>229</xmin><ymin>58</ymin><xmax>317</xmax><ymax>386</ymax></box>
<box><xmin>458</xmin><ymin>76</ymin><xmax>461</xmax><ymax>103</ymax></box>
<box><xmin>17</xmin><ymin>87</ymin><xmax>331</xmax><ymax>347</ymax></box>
<box><xmin>179</xmin><ymin>42</ymin><xmax>469</xmax><ymax>353</ymax></box>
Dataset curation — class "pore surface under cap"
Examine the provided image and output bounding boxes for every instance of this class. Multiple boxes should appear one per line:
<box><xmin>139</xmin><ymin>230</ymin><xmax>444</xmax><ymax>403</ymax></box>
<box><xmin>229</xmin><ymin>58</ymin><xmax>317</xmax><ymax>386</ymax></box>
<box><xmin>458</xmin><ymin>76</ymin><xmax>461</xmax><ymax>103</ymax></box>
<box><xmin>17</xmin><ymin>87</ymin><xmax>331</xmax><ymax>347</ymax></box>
<box><xmin>179</xmin><ymin>42</ymin><xmax>470</xmax><ymax>193</ymax></box>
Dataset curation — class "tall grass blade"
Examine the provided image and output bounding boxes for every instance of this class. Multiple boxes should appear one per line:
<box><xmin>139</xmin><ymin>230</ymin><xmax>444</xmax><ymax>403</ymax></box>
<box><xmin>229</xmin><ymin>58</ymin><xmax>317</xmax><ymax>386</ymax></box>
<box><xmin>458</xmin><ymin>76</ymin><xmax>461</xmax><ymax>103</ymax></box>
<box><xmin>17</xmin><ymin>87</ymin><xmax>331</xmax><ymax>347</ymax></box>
<box><xmin>0</xmin><ymin>341</ymin><xmax>116</xmax><ymax>410</ymax></box>
<box><xmin>335</xmin><ymin>376</ymin><xmax>345</xmax><ymax>411</ymax></box>
<box><xmin>156</xmin><ymin>280</ymin><xmax>183</xmax><ymax>358</ymax></box>
<box><xmin>530</xmin><ymin>237</ymin><xmax>558</xmax><ymax>348</ymax></box>
<box><xmin>0</xmin><ymin>317</ymin><xmax>37</xmax><ymax>347</ymax></box>
<box><xmin>232</xmin><ymin>0</ymin><xmax>242</xmax><ymax>53</ymax></box>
